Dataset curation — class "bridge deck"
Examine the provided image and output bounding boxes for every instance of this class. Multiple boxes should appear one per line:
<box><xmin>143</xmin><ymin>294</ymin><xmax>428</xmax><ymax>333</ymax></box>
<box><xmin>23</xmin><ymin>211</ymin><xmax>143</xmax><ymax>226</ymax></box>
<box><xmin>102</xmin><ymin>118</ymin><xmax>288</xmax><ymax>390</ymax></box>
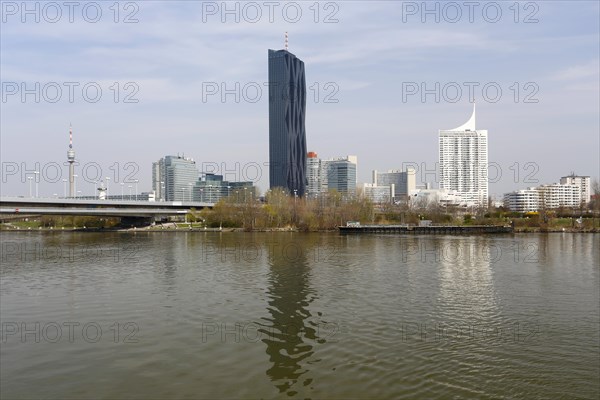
<box><xmin>0</xmin><ymin>197</ymin><xmax>213</xmax><ymax>218</ymax></box>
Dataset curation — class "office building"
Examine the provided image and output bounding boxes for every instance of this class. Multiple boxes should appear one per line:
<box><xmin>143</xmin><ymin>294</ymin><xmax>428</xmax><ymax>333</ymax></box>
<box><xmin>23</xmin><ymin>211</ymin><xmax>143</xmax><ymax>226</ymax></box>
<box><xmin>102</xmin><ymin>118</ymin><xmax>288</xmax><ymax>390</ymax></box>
<box><xmin>372</xmin><ymin>167</ymin><xmax>416</xmax><ymax>201</ymax></box>
<box><xmin>268</xmin><ymin>46</ymin><xmax>307</xmax><ymax>196</ymax></box>
<box><xmin>305</xmin><ymin>153</ymin><xmax>358</xmax><ymax>197</ymax></box>
<box><xmin>439</xmin><ymin>104</ymin><xmax>488</xmax><ymax>207</ymax></box>
<box><xmin>325</xmin><ymin>156</ymin><xmax>357</xmax><ymax>196</ymax></box>
<box><xmin>152</xmin><ymin>159</ymin><xmax>166</xmax><ymax>201</ymax></box>
<box><xmin>193</xmin><ymin>173</ymin><xmax>254</xmax><ymax>203</ymax></box>
<box><xmin>156</xmin><ymin>155</ymin><xmax>199</xmax><ymax>201</ymax></box>
<box><xmin>363</xmin><ymin>183</ymin><xmax>394</xmax><ymax>203</ymax></box>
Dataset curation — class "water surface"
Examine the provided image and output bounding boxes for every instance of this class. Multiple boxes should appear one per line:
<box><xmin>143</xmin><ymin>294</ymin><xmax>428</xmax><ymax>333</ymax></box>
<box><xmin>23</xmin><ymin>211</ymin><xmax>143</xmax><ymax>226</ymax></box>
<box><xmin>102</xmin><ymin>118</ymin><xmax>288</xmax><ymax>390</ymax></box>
<box><xmin>1</xmin><ymin>232</ymin><xmax>598</xmax><ymax>399</ymax></box>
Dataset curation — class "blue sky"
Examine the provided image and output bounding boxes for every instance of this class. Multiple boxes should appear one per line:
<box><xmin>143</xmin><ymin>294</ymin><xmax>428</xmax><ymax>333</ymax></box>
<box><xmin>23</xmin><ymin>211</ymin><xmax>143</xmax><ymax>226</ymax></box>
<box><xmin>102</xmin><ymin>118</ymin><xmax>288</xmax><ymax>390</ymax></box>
<box><xmin>1</xmin><ymin>0</ymin><xmax>599</xmax><ymax>198</ymax></box>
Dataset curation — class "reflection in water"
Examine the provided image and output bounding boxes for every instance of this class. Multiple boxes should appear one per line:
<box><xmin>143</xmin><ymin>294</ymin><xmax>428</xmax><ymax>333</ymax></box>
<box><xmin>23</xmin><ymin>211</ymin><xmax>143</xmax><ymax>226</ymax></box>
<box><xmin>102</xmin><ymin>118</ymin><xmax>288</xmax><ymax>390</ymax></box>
<box><xmin>259</xmin><ymin>236</ymin><xmax>320</xmax><ymax>396</ymax></box>
<box><xmin>436</xmin><ymin>237</ymin><xmax>500</xmax><ymax>323</ymax></box>
<box><xmin>157</xmin><ymin>233</ymin><xmax>177</xmax><ymax>291</ymax></box>
<box><xmin>1</xmin><ymin>232</ymin><xmax>598</xmax><ymax>399</ymax></box>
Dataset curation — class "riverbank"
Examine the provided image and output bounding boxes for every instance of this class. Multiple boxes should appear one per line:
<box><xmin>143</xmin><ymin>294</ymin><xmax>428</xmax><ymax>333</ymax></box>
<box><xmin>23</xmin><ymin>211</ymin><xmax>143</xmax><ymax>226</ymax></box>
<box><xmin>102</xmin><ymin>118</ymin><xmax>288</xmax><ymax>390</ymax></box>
<box><xmin>2</xmin><ymin>223</ymin><xmax>598</xmax><ymax>233</ymax></box>
<box><xmin>339</xmin><ymin>225</ymin><xmax>514</xmax><ymax>234</ymax></box>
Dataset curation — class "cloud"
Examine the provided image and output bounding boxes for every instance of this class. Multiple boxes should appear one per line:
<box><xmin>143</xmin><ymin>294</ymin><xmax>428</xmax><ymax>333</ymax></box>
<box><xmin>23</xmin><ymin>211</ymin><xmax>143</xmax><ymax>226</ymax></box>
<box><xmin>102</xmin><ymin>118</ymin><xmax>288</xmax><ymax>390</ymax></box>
<box><xmin>1</xmin><ymin>1</ymin><xmax>599</xmax><ymax>196</ymax></box>
<box><xmin>551</xmin><ymin>59</ymin><xmax>600</xmax><ymax>81</ymax></box>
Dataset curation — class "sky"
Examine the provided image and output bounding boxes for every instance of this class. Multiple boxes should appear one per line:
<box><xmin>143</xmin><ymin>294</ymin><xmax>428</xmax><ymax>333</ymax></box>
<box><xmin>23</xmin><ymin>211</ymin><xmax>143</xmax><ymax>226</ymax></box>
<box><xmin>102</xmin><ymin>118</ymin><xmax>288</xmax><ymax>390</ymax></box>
<box><xmin>1</xmin><ymin>0</ymin><xmax>599</xmax><ymax>199</ymax></box>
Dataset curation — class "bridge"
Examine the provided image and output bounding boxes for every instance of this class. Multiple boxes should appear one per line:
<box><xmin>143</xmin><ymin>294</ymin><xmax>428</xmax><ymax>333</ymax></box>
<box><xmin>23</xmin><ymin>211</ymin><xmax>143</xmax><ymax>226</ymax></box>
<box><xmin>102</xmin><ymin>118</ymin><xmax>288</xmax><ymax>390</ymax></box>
<box><xmin>0</xmin><ymin>197</ymin><xmax>214</xmax><ymax>225</ymax></box>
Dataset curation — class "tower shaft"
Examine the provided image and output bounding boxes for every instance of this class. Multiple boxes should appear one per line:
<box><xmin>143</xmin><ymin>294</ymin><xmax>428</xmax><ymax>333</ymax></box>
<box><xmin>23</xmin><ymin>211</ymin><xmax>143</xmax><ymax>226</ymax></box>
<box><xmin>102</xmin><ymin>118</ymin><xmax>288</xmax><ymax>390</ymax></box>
<box><xmin>67</xmin><ymin>124</ymin><xmax>76</xmax><ymax>198</ymax></box>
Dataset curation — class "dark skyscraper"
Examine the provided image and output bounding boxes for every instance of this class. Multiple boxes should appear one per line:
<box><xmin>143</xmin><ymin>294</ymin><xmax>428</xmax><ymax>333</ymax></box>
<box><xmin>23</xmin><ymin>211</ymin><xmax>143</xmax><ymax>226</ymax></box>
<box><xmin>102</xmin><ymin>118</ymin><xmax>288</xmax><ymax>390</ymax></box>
<box><xmin>268</xmin><ymin>48</ymin><xmax>307</xmax><ymax>196</ymax></box>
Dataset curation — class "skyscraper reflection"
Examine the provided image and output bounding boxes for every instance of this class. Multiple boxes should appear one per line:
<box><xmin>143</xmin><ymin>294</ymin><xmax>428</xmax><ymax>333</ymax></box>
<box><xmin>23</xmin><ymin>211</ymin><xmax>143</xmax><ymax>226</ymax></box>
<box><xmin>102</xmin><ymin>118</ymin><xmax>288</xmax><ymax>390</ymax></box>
<box><xmin>258</xmin><ymin>236</ymin><xmax>320</xmax><ymax>396</ymax></box>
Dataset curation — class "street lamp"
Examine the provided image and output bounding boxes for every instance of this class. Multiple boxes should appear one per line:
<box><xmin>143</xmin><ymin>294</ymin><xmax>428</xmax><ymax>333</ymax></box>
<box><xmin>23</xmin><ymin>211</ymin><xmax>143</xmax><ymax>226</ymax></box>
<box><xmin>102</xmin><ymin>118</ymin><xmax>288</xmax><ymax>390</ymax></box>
<box><xmin>128</xmin><ymin>185</ymin><xmax>132</xmax><ymax>197</ymax></box>
<box><xmin>120</xmin><ymin>182</ymin><xmax>124</xmax><ymax>199</ymax></box>
<box><xmin>293</xmin><ymin>189</ymin><xmax>298</xmax><ymax>225</ymax></box>
<box><xmin>28</xmin><ymin>177</ymin><xmax>33</xmax><ymax>198</ymax></box>
<box><xmin>77</xmin><ymin>190</ymin><xmax>81</xmax><ymax>199</ymax></box>
<box><xmin>34</xmin><ymin>171</ymin><xmax>40</xmax><ymax>198</ymax></box>
<box><xmin>106</xmin><ymin>177</ymin><xmax>111</xmax><ymax>199</ymax></box>
<box><xmin>134</xmin><ymin>179</ymin><xmax>139</xmax><ymax>200</ymax></box>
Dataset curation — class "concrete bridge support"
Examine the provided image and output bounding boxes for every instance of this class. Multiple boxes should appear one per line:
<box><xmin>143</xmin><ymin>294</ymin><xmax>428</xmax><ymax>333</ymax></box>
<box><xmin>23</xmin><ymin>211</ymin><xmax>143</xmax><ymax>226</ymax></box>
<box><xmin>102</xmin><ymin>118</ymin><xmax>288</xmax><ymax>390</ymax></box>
<box><xmin>120</xmin><ymin>216</ymin><xmax>155</xmax><ymax>228</ymax></box>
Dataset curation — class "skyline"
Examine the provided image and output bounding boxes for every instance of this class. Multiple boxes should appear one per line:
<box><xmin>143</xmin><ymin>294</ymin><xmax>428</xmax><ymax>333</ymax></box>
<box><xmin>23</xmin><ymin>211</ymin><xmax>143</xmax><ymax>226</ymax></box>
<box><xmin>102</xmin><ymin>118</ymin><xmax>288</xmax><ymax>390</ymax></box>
<box><xmin>1</xmin><ymin>1</ymin><xmax>598</xmax><ymax>198</ymax></box>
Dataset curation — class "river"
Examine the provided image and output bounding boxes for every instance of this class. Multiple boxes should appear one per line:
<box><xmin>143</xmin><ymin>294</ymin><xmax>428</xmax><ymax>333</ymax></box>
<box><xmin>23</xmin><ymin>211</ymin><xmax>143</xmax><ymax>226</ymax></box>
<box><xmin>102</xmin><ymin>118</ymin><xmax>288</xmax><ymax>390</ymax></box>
<box><xmin>1</xmin><ymin>232</ymin><xmax>598</xmax><ymax>399</ymax></box>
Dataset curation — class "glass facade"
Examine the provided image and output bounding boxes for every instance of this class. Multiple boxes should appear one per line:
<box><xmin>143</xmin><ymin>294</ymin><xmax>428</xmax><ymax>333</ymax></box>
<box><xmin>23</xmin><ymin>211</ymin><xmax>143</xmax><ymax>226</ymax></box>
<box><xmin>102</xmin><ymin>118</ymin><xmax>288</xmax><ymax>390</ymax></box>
<box><xmin>326</xmin><ymin>158</ymin><xmax>357</xmax><ymax>196</ymax></box>
<box><xmin>268</xmin><ymin>49</ymin><xmax>307</xmax><ymax>196</ymax></box>
<box><xmin>153</xmin><ymin>156</ymin><xmax>254</xmax><ymax>203</ymax></box>
<box><xmin>163</xmin><ymin>156</ymin><xmax>199</xmax><ymax>201</ymax></box>
<box><xmin>193</xmin><ymin>173</ymin><xmax>254</xmax><ymax>203</ymax></box>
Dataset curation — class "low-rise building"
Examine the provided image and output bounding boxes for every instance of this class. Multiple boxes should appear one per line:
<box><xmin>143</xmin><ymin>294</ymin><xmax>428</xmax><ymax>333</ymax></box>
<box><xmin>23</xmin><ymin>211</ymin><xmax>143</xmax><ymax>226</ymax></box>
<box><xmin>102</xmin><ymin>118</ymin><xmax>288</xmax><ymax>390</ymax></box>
<box><xmin>504</xmin><ymin>180</ymin><xmax>584</xmax><ymax>212</ymax></box>
<box><xmin>409</xmin><ymin>188</ymin><xmax>463</xmax><ymax>207</ymax></box>
<box><xmin>503</xmin><ymin>188</ymin><xmax>539</xmax><ymax>212</ymax></box>
<box><xmin>537</xmin><ymin>183</ymin><xmax>581</xmax><ymax>209</ymax></box>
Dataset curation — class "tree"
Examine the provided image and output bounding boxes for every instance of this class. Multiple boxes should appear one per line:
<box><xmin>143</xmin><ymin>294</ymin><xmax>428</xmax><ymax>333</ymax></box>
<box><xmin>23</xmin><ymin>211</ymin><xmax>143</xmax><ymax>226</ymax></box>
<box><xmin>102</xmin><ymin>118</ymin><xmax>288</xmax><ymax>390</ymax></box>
<box><xmin>590</xmin><ymin>179</ymin><xmax>600</xmax><ymax>213</ymax></box>
<box><xmin>265</xmin><ymin>188</ymin><xmax>292</xmax><ymax>227</ymax></box>
<box><xmin>186</xmin><ymin>207</ymin><xmax>200</xmax><ymax>223</ymax></box>
<box><xmin>210</xmin><ymin>199</ymin><xmax>237</xmax><ymax>227</ymax></box>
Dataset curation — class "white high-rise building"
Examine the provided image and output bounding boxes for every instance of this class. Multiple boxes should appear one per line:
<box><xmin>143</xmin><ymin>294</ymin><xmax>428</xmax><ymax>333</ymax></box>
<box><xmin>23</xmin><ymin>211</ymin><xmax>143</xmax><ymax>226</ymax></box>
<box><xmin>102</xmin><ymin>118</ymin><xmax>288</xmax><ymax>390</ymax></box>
<box><xmin>306</xmin><ymin>152</ymin><xmax>321</xmax><ymax>198</ymax></box>
<box><xmin>439</xmin><ymin>104</ymin><xmax>488</xmax><ymax>207</ymax></box>
<box><xmin>560</xmin><ymin>174</ymin><xmax>591</xmax><ymax>204</ymax></box>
